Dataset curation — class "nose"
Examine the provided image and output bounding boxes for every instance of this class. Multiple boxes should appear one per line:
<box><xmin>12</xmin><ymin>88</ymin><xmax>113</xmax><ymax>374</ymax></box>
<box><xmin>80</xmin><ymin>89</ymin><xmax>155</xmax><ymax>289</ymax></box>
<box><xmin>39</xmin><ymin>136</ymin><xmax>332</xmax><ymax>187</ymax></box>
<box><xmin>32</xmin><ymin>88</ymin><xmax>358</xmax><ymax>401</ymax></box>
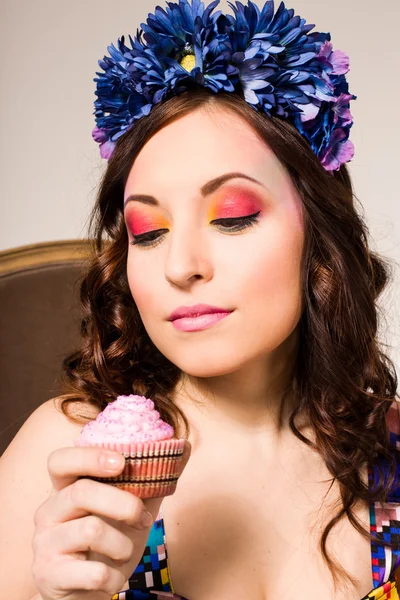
<box><xmin>164</xmin><ymin>225</ymin><xmax>213</xmax><ymax>288</ymax></box>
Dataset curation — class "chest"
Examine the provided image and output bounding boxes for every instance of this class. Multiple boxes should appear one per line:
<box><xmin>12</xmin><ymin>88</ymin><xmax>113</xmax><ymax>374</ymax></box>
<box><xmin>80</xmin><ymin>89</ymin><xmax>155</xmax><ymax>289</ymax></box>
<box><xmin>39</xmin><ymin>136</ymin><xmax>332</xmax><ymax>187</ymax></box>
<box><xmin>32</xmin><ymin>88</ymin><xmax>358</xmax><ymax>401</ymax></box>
<box><xmin>162</xmin><ymin>448</ymin><xmax>374</xmax><ymax>600</ymax></box>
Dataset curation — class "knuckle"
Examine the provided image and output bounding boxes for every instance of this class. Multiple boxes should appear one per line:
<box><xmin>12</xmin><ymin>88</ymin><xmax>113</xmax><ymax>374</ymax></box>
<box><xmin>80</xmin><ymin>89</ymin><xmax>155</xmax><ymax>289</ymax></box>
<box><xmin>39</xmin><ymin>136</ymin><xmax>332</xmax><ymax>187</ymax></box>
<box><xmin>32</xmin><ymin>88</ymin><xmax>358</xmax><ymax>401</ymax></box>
<box><xmin>114</xmin><ymin>538</ymin><xmax>135</xmax><ymax>565</ymax></box>
<box><xmin>33</xmin><ymin>503</ymin><xmax>45</xmax><ymax>527</ymax></box>
<box><xmin>116</xmin><ymin>571</ymin><xmax>127</xmax><ymax>591</ymax></box>
<box><xmin>46</xmin><ymin>448</ymin><xmax>60</xmax><ymax>475</ymax></box>
<box><xmin>69</xmin><ymin>477</ymin><xmax>88</xmax><ymax>505</ymax></box>
<box><xmin>31</xmin><ymin>557</ymin><xmax>48</xmax><ymax>589</ymax></box>
<box><xmin>126</xmin><ymin>497</ymin><xmax>139</xmax><ymax>519</ymax></box>
<box><xmin>127</xmin><ymin>495</ymin><xmax>143</xmax><ymax>522</ymax></box>
<box><xmin>46</xmin><ymin>450</ymin><xmax>55</xmax><ymax>473</ymax></box>
<box><xmin>32</xmin><ymin>529</ymin><xmax>54</xmax><ymax>566</ymax></box>
<box><xmin>84</xmin><ymin>515</ymin><xmax>104</xmax><ymax>542</ymax></box>
<box><xmin>114</xmin><ymin>491</ymin><xmax>142</xmax><ymax>526</ymax></box>
<box><xmin>31</xmin><ymin>529</ymin><xmax>42</xmax><ymax>554</ymax></box>
<box><xmin>33</xmin><ymin>499</ymin><xmax>52</xmax><ymax>530</ymax></box>
<box><xmin>91</xmin><ymin>562</ymin><xmax>109</xmax><ymax>589</ymax></box>
<box><xmin>31</xmin><ymin>557</ymin><xmax>40</xmax><ymax>579</ymax></box>
<box><xmin>109</xmin><ymin>570</ymin><xmax>127</xmax><ymax>595</ymax></box>
<box><xmin>126</xmin><ymin>536</ymin><xmax>135</xmax><ymax>558</ymax></box>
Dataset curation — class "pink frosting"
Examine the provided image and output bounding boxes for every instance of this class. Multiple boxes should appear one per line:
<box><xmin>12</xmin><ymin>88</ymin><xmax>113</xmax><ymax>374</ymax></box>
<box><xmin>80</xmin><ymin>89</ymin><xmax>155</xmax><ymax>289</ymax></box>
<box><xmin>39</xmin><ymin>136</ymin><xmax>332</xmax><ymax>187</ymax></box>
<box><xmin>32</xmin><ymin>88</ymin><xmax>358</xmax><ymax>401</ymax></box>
<box><xmin>76</xmin><ymin>394</ymin><xmax>175</xmax><ymax>444</ymax></box>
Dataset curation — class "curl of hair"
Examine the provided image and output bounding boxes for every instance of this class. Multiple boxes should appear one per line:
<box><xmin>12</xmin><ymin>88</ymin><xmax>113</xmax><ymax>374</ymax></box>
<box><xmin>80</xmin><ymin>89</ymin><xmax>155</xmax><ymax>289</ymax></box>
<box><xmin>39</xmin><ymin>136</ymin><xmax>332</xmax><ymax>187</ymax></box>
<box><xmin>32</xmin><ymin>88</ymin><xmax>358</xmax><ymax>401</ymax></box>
<box><xmin>58</xmin><ymin>87</ymin><xmax>399</xmax><ymax>593</ymax></box>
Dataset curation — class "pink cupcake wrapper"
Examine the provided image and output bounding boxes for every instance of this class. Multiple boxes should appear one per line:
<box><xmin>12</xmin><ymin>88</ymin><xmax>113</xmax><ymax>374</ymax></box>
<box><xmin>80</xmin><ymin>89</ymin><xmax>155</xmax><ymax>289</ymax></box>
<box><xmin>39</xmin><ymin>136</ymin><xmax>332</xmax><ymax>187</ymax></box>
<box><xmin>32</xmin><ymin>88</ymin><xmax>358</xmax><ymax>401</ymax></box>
<box><xmin>74</xmin><ymin>438</ymin><xmax>186</xmax><ymax>499</ymax></box>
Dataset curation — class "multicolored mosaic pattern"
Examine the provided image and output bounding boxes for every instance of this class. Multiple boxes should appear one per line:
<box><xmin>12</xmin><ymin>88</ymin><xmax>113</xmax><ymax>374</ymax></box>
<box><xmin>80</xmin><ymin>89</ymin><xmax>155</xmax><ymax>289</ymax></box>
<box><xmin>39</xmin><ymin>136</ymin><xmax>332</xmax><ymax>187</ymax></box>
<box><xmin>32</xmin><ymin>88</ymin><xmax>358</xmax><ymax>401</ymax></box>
<box><xmin>361</xmin><ymin>581</ymin><xmax>399</xmax><ymax>600</ymax></box>
<box><xmin>111</xmin><ymin>502</ymin><xmax>186</xmax><ymax>600</ymax></box>
<box><xmin>113</xmin><ymin>400</ymin><xmax>400</xmax><ymax>600</ymax></box>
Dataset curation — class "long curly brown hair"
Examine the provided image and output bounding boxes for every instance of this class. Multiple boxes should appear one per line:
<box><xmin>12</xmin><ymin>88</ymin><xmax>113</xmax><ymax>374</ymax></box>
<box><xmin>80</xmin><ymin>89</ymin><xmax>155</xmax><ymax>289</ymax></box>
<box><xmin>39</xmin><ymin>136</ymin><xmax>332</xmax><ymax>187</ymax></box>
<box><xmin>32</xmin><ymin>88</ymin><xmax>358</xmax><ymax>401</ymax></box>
<box><xmin>58</xmin><ymin>87</ymin><xmax>399</xmax><ymax>592</ymax></box>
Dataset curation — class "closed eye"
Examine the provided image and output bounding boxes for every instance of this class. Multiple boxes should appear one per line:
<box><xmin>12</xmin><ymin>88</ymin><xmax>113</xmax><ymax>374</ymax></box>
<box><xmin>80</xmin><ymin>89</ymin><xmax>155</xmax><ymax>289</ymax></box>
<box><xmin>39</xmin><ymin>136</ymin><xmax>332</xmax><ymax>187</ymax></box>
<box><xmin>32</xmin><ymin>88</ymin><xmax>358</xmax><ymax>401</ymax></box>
<box><xmin>129</xmin><ymin>211</ymin><xmax>261</xmax><ymax>248</ymax></box>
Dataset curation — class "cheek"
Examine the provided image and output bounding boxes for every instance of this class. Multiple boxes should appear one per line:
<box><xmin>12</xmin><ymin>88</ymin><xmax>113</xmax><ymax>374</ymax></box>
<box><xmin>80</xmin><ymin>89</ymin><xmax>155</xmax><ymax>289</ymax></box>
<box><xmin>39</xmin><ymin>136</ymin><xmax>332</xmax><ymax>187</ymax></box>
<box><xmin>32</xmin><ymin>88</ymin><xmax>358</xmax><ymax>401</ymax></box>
<box><xmin>126</xmin><ymin>254</ymin><xmax>159</xmax><ymax>320</ymax></box>
<box><xmin>233</xmin><ymin>224</ymin><xmax>304</xmax><ymax>328</ymax></box>
<box><xmin>241</xmin><ymin>198</ymin><xmax>303</xmax><ymax>300</ymax></box>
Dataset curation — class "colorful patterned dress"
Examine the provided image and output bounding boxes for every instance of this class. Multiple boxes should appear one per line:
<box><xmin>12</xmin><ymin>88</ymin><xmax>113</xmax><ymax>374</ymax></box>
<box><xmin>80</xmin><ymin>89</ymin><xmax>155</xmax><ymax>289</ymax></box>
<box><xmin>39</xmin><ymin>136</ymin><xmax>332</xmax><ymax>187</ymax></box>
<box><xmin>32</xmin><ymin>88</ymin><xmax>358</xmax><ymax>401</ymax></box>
<box><xmin>112</xmin><ymin>400</ymin><xmax>400</xmax><ymax>600</ymax></box>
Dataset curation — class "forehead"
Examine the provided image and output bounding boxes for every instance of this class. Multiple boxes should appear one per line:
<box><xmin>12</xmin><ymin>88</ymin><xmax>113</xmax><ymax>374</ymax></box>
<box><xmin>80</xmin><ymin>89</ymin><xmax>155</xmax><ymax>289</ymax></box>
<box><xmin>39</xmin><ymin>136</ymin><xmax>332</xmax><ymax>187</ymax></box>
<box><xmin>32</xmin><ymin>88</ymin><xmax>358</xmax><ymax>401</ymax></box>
<box><xmin>125</xmin><ymin>106</ymin><xmax>290</xmax><ymax>199</ymax></box>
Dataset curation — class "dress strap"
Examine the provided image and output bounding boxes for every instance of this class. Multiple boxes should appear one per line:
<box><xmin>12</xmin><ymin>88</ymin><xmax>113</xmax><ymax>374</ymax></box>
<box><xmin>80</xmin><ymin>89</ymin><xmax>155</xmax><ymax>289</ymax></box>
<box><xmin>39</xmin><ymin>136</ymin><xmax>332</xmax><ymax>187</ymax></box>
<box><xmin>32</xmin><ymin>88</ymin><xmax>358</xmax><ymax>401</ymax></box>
<box><xmin>370</xmin><ymin>400</ymin><xmax>400</xmax><ymax>588</ymax></box>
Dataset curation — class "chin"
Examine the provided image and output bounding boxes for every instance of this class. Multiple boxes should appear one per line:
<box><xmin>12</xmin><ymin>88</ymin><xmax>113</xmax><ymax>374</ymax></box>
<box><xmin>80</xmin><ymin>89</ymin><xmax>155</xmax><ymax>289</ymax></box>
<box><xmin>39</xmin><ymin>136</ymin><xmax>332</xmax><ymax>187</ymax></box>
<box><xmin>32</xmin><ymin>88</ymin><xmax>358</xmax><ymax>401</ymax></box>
<box><xmin>157</xmin><ymin>344</ymin><xmax>253</xmax><ymax>379</ymax></box>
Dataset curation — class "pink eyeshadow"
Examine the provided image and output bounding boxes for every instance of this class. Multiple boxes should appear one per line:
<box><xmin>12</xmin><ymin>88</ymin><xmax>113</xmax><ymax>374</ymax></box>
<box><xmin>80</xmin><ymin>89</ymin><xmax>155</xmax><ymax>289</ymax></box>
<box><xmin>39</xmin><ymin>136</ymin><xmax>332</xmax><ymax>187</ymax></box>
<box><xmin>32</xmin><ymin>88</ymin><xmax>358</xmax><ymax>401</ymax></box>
<box><xmin>125</xmin><ymin>186</ymin><xmax>265</xmax><ymax>235</ymax></box>
<box><xmin>125</xmin><ymin>210</ymin><xmax>169</xmax><ymax>236</ymax></box>
<box><xmin>210</xmin><ymin>188</ymin><xmax>264</xmax><ymax>220</ymax></box>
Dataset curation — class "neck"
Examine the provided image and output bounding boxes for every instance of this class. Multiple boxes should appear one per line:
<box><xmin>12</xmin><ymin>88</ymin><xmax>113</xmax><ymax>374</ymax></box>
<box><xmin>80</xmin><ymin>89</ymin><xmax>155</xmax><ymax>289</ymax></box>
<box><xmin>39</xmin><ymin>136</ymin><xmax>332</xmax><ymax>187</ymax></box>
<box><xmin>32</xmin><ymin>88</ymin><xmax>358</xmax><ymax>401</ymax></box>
<box><xmin>172</xmin><ymin>327</ymin><xmax>306</xmax><ymax>450</ymax></box>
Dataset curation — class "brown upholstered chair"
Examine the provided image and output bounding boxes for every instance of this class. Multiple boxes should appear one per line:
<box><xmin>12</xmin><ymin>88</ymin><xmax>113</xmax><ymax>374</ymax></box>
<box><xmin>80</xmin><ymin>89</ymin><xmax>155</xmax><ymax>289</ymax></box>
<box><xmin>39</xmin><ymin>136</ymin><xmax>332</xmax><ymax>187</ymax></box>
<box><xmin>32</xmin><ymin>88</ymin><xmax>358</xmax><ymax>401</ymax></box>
<box><xmin>0</xmin><ymin>240</ymin><xmax>92</xmax><ymax>456</ymax></box>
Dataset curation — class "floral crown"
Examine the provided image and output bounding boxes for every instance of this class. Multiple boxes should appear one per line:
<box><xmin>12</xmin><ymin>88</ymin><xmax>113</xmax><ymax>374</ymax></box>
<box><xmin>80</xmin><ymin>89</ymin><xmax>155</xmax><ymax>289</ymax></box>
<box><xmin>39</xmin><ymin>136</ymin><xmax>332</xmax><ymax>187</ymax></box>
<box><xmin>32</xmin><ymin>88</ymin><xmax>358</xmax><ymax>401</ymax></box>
<box><xmin>92</xmin><ymin>0</ymin><xmax>357</xmax><ymax>172</ymax></box>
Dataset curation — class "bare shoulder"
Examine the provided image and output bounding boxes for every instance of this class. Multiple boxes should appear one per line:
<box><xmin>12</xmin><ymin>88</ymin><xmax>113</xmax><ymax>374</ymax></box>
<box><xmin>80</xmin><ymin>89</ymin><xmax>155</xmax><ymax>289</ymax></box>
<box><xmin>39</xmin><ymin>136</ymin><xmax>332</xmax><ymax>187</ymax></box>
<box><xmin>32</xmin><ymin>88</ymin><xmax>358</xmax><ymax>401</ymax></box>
<box><xmin>0</xmin><ymin>398</ymin><xmax>100</xmax><ymax>599</ymax></box>
<box><xmin>2</xmin><ymin>397</ymin><xmax>99</xmax><ymax>462</ymax></box>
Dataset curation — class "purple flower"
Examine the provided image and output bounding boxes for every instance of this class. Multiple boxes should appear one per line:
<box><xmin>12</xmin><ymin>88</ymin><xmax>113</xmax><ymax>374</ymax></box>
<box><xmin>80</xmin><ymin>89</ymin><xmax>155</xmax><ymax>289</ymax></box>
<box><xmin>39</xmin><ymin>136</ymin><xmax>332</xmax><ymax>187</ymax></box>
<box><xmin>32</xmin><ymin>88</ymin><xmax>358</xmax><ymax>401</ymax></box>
<box><xmin>320</xmin><ymin>129</ymin><xmax>355</xmax><ymax>172</ymax></box>
<box><xmin>99</xmin><ymin>139</ymin><xmax>117</xmax><ymax>160</ymax></box>
<box><xmin>317</xmin><ymin>40</ymin><xmax>350</xmax><ymax>76</ymax></box>
<box><xmin>92</xmin><ymin>126</ymin><xmax>108</xmax><ymax>143</ymax></box>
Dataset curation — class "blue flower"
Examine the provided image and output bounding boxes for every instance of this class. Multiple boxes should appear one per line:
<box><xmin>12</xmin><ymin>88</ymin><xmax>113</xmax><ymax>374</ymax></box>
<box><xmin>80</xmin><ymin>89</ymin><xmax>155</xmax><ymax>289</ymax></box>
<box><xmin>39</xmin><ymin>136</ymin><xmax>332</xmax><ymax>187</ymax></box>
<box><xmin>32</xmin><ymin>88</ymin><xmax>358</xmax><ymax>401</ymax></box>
<box><xmin>227</xmin><ymin>2</ymin><xmax>334</xmax><ymax>116</ymax></box>
<box><xmin>92</xmin><ymin>0</ymin><xmax>356</xmax><ymax>171</ymax></box>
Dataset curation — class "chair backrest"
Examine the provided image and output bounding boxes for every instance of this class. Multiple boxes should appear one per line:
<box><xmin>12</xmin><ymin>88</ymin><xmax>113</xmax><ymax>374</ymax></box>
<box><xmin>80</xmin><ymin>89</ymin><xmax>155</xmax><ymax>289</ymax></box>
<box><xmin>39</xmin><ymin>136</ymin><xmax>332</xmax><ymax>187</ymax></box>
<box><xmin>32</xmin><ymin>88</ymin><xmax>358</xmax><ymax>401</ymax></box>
<box><xmin>0</xmin><ymin>240</ymin><xmax>93</xmax><ymax>456</ymax></box>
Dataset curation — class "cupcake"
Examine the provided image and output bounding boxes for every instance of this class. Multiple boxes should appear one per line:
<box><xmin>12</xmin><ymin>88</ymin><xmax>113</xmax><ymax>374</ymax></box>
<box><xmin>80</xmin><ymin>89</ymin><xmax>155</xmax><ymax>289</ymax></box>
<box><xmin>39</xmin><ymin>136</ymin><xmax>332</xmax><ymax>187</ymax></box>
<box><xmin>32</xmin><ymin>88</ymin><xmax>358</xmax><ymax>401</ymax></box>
<box><xmin>74</xmin><ymin>394</ymin><xmax>186</xmax><ymax>499</ymax></box>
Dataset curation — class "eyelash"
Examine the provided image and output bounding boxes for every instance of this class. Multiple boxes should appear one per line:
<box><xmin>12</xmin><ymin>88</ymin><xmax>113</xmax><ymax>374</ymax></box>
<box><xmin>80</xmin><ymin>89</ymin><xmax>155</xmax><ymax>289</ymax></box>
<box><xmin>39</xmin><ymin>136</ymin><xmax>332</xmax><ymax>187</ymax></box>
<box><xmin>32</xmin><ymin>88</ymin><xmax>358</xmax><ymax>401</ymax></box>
<box><xmin>129</xmin><ymin>211</ymin><xmax>261</xmax><ymax>248</ymax></box>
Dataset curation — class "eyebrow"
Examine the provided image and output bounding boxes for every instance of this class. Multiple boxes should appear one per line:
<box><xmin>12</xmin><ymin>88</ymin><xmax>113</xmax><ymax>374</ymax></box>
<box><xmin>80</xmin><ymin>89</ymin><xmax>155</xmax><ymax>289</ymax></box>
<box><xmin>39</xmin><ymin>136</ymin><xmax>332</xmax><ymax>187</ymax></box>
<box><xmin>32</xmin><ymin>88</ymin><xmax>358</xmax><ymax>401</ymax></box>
<box><xmin>123</xmin><ymin>171</ymin><xmax>265</xmax><ymax>209</ymax></box>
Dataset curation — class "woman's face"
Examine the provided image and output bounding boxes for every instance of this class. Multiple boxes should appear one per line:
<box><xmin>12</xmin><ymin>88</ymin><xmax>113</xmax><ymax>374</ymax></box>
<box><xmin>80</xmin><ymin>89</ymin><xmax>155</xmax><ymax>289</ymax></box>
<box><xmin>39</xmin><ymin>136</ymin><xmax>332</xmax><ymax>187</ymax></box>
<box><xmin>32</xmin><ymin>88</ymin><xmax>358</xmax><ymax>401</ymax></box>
<box><xmin>123</xmin><ymin>106</ymin><xmax>305</xmax><ymax>378</ymax></box>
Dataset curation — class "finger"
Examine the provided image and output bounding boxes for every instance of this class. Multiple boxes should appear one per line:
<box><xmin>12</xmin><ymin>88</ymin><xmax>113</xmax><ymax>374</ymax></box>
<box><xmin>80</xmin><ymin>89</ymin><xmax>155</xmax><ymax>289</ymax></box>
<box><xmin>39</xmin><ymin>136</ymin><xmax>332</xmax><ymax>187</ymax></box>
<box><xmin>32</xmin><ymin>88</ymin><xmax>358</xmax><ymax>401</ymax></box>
<box><xmin>50</xmin><ymin>516</ymin><xmax>135</xmax><ymax>566</ymax></box>
<box><xmin>47</xmin><ymin>446</ymin><xmax>125</xmax><ymax>492</ymax></box>
<box><xmin>37</xmin><ymin>558</ymin><xmax>126</xmax><ymax>597</ymax></box>
<box><xmin>34</xmin><ymin>478</ymin><xmax>149</xmax><ymax>531</ymax></box>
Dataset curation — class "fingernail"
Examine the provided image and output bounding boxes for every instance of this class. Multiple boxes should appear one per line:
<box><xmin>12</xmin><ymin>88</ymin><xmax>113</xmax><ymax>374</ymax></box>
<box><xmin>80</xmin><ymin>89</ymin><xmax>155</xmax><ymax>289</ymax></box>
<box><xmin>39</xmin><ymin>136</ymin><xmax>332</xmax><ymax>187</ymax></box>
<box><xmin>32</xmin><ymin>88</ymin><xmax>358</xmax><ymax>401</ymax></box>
<box><xmin>101</xmin><ymin>452</ymin><xmax>124</xmax><ymax>471</ymax></box>
<box><xmin>140</xmin><ymin>510</ymin><xmax>153</xmax><ymax>529</ymax></box>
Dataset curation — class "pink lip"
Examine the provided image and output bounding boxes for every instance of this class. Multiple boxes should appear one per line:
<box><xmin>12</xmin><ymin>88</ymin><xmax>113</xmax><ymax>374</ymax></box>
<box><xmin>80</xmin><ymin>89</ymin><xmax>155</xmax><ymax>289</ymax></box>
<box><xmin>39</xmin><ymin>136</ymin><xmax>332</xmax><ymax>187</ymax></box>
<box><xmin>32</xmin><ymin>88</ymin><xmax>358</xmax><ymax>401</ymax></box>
<box><xmin>168</xmin><ymin>303</ymin><xmax>232</xmax><ymax>321</ymax></box>
<box><xmin>171</xmin><ymin>312</ymin><xmax>231</xmax><ymax>332</ymax></box>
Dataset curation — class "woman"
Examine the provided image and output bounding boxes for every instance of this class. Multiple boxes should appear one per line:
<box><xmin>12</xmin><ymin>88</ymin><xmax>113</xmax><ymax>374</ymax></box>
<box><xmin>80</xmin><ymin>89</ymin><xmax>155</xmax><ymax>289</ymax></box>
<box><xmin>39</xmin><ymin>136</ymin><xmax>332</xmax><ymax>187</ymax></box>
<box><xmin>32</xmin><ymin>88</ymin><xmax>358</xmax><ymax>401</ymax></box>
<box><xmin>1</xmin><ymin>1</ymin><xmax>399</xmax><ymax>599</ymax></box>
